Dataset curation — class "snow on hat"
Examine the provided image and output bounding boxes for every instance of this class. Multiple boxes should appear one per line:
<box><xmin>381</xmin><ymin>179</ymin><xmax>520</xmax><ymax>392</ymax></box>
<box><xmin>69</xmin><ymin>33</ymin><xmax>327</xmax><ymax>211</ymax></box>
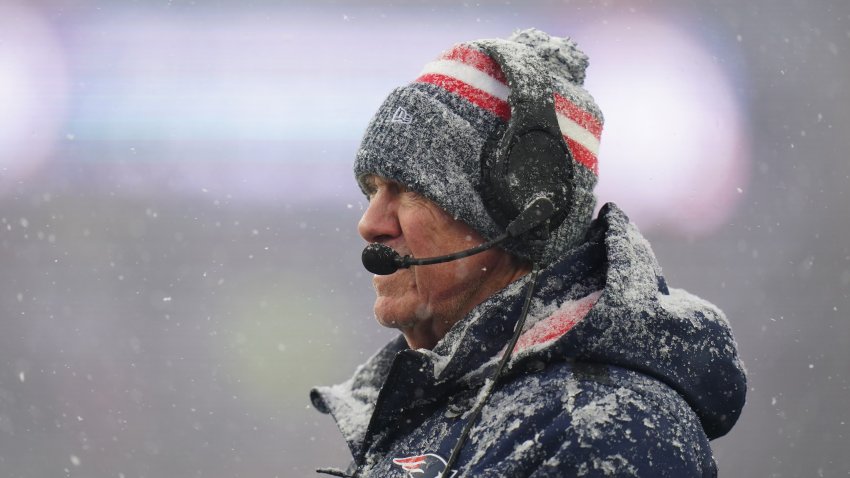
<box><xmin>354</xmin><ymin>28</ymin><xmax>604</xmax><ymax>264</ymax></box>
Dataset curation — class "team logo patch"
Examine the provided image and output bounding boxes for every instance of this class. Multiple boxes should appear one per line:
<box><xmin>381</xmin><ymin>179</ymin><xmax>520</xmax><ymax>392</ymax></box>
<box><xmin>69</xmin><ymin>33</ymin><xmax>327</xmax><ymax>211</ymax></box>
<box><xmin>392</xmin><ymin>453</ymin><xmax>457</xmax><ymax>477</ymax></box>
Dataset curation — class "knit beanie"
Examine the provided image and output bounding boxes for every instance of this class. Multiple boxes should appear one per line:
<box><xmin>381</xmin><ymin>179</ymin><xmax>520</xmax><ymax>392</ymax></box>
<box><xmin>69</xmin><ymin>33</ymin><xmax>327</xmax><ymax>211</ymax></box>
<box><xmin>354</xmin><ymin>28</ymin><xmax>604</xmax><ymax>265</ymax></box>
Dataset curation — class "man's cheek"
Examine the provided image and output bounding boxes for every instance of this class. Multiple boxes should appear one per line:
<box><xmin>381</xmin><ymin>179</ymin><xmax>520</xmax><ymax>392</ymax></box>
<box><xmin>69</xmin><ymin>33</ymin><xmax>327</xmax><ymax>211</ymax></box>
<box><xmin>414</xmin><ymin>302</ymin><xmax>433</xmax><ymax>319</ymax></box>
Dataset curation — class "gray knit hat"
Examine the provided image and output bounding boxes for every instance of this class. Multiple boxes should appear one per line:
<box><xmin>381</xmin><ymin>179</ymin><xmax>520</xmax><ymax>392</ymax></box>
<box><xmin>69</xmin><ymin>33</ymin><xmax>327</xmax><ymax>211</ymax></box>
<box><xmin>354</xmin><ymin>28</ymin><xmax>604</xmax><ymax>265</ymax></box>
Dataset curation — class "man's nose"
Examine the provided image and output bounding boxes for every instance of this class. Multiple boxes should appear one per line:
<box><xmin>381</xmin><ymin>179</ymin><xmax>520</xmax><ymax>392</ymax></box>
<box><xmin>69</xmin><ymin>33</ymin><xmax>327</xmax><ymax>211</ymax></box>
<box><xmin>358</xmin><ymin>194</ymin><xmax>401</xmax><ymax>244</ymax></box>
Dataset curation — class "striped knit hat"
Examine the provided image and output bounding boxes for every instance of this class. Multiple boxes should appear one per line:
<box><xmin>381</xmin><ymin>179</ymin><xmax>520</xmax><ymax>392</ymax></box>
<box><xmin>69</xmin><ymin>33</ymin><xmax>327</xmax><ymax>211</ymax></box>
<box><xmin>354</xmin><ymin>28</ymin><xmax>604</xmax><ymax>265</ymax></box>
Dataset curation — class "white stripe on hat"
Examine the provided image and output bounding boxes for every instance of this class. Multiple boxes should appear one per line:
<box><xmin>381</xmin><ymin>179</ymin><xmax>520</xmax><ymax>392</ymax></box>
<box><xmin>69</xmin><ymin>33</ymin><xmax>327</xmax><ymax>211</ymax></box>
<box><xmin>420</xmin><ymin>60</ymin><xmax>510</xmax><ymax>100</ymax></box>
<box><xmin>556</xmin><ymin>112</ymin><xmax>600</xmax><ymax>155</ymax></box>
<box><xmin>422</xmin><ymin>58</ymin><xmax>599</xmax><ymax>161</ymax></box>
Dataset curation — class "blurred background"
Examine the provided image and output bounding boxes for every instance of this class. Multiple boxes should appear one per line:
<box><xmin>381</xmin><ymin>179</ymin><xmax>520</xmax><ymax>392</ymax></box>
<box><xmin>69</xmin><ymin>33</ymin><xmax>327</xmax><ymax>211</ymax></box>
<box><xmin>0</xmin><ymin>0</ymin><xmax>847</xmax><ymax>476</ymax></box>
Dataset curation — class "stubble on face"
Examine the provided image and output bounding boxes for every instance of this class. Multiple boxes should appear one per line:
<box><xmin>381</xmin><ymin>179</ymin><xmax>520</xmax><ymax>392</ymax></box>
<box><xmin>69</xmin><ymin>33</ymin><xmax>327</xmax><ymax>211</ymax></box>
<box><xmin>372</xmin><ymin>268</ymin><xmax>418</xmax><ymax>328</ymax></box>
<box><xmin>371</xmin><ymin>249</ymin><xmax>503</xmax><ymax>347</ymax></box>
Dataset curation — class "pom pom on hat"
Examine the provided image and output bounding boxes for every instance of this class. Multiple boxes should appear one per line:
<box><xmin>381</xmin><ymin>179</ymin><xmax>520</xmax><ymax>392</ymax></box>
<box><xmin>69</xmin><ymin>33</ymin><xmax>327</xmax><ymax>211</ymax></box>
<box><xmin>508</xmin><ymin>28</ymin><xmax>590</xmax><ymax>86</ymax></box>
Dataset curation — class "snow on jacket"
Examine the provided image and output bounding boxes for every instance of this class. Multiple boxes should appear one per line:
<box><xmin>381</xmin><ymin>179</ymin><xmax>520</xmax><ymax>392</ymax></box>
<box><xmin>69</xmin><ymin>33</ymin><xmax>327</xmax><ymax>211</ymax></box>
<box><xmin>310</xmin><ymin>203</ymin><xmax>747</xmax><ymax>477</ymax></box>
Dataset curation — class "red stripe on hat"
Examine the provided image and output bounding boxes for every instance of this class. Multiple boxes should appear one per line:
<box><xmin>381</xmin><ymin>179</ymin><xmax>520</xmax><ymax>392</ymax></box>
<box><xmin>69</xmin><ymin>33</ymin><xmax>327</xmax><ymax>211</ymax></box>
<box><xmin>555</xmin><ymin>93</ymin><xmax>603</xmax><ymax>139</ymax></box>
<box><xmin>439</xmin><ymin>45</ymin><xmax>508</xmax><ymax>84</ymax></box>
<box><xmin>415</xmin><ymin>73</ymin><xmax>511</xmax><ymax>121</ymax></box>
<box><xmin>565</xmin><ymin>136</ymin><xmax>599</xmax><ymax>175</ymax></box>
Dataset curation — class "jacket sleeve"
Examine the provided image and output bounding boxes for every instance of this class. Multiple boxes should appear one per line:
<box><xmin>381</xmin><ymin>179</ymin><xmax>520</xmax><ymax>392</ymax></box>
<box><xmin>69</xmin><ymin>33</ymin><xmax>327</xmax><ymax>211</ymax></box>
<box><xmin>528</xmin><ymin>379</ymin><xmax>717</xmax><ymax>478</ymax></box>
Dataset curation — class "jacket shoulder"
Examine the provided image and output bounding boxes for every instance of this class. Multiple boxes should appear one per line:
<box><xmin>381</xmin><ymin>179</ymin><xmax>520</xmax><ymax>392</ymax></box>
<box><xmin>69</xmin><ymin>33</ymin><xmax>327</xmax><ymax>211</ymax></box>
<box><xmin>463</xmin><ymin>361</ymin><xmax>716</xmax><ymax>477</ymax></box>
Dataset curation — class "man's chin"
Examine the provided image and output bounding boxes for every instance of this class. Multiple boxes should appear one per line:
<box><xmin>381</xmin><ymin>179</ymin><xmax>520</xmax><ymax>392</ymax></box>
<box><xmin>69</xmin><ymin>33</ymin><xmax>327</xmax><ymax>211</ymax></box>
<box><xmin>373</xmin><ymin>297</ymin><xmax>430</xmax><ymax>330</ymax></box>
<box><xmin>374</xmin><ymin>311</ymin><xmax>415</xmax><ymax>331</ymax></box>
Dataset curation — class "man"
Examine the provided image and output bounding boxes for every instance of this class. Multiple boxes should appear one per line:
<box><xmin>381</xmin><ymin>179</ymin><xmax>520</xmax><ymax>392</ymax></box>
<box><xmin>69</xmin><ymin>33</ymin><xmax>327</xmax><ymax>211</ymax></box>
<box><xmin>311</xmin><ymin>29</ymin><xmax>746</xmax><ymax>477</ymax></box>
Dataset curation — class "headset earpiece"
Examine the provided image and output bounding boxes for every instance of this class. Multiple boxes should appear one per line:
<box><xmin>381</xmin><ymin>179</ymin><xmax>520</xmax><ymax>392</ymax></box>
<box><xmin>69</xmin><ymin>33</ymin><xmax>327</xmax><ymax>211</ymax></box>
<box><xmin>478</xmin><ymin>42</ymin><xmax>574</xmax><ymax>239</ymax></box>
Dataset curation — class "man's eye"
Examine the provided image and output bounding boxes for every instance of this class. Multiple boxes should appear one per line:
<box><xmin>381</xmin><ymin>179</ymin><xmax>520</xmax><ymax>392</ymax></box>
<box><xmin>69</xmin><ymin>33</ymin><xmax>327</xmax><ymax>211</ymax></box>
<box><xmin>403</xmin><ymin>189</ymin><xmax>426</xmax><ymax>203</ymax></box>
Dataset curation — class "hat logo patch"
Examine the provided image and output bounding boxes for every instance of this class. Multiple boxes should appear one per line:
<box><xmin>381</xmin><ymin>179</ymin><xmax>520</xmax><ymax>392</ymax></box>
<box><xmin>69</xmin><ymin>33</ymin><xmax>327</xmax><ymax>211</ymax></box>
<box><xmin>391</xmin><ymin>106</ymin><xmax>414</xmax><ymax>125</ymax></box>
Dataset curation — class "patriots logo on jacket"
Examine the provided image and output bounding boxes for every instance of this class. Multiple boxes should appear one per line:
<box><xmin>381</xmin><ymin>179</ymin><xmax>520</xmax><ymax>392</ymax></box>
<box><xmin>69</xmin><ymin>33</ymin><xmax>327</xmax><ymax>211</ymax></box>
<box><xmin>392</xmin><ymin>453</ymin><xmax>457</xmax><ymax>478</ymax></box>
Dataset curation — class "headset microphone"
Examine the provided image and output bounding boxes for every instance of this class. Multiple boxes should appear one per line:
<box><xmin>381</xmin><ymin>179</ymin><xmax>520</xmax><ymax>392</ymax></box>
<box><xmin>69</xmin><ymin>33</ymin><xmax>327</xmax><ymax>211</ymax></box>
<box><xmin>361</xmin><ymin>197</ymin><xmax>555</xmax><ymax>275</ymax></box>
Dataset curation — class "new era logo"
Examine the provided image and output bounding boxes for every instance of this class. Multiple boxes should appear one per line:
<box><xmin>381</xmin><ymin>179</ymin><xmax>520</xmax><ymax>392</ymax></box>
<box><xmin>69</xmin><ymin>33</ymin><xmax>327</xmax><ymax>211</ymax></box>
<box><xmin>391</xmin><ymin>107</ymin><xmax>414</xmax><ymax>125</ymax></box>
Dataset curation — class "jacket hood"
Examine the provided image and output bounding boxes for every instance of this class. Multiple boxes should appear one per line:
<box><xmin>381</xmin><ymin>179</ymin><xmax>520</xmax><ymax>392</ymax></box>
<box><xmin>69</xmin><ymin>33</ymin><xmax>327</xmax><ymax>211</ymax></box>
<box><xmin>311</xmin><ymin>203</ymin><xmax>746</xmax><ymax>458</ymax></box>
<box><xmin>539</xmin><ymin>203</ymin><xmax>747</xmax><ymax>439</ymax></box>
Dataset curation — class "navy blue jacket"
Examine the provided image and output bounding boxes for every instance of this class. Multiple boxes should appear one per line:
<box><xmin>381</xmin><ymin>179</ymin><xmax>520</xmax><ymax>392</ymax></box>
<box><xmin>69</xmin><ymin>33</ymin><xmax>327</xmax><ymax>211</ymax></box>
<box><xmin>311</xmin><ymin>204</ymin><xmax>746</xmax><ymax>477</ymax></box>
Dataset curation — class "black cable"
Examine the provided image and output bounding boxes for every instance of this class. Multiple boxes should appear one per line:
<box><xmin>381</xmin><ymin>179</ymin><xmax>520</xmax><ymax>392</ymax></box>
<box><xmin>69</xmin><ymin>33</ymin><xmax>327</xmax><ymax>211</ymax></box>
<box><xmin>440</xmin><ymin>262</ymin><xmax>542</xmax><ymax>477</ymax></box>
<box><xmin>316</xmin><ymin>468</ymin><xmax>353</xmax><ymax>477</ymax></box>
<box><xmin>399</xmin><ymin>232</ymin><xmax>508</xmax><ymax>267</ymax></box>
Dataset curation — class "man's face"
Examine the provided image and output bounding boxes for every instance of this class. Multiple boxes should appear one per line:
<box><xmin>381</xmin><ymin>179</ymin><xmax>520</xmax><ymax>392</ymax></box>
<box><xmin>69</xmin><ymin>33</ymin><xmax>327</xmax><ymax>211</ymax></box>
<box><xmin>358</xmin><ymin>175</ymin><xmax>528</xmax><ymax>350</ymax></box>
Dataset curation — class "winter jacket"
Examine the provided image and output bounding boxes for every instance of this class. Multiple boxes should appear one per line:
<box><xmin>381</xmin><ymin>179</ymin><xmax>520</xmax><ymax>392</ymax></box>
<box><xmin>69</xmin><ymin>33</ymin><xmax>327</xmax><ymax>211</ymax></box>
<box><xmin>310</xmin><ymin>203</ymin><xmax>747</xmax><ymax>477</ymax></box>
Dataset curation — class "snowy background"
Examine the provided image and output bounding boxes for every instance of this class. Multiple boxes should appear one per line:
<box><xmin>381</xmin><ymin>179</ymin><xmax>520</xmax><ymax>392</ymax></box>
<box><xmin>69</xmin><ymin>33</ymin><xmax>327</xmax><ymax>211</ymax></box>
<box><xmin>0</xmin><ymin>0</ymin><xmax>848</xmax><ymax>476</ymax></box>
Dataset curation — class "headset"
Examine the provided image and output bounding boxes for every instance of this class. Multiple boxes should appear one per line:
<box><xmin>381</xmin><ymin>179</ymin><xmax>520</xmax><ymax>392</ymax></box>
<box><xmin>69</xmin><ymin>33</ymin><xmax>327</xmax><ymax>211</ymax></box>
<box><xmin>478</xmin><ymin>40</ymin><xmax>575</xmax><ymax>249</ymax></box>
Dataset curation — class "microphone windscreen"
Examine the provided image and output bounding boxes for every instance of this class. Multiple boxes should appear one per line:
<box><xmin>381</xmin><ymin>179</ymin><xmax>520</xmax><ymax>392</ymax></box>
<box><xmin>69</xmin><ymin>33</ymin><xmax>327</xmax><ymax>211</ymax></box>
<box><xmin>361</xmin><ymin>243</ymin><xmax>401</xmax><ymax>275</ymax></box>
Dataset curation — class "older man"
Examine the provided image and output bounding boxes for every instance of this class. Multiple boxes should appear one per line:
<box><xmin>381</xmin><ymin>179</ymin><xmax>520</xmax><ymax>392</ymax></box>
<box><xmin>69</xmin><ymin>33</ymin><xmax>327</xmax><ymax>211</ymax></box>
<box><xmin>311</xmin><ymin>29</ymin><xmax>746</xmax><ymax>478</ymax></box>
